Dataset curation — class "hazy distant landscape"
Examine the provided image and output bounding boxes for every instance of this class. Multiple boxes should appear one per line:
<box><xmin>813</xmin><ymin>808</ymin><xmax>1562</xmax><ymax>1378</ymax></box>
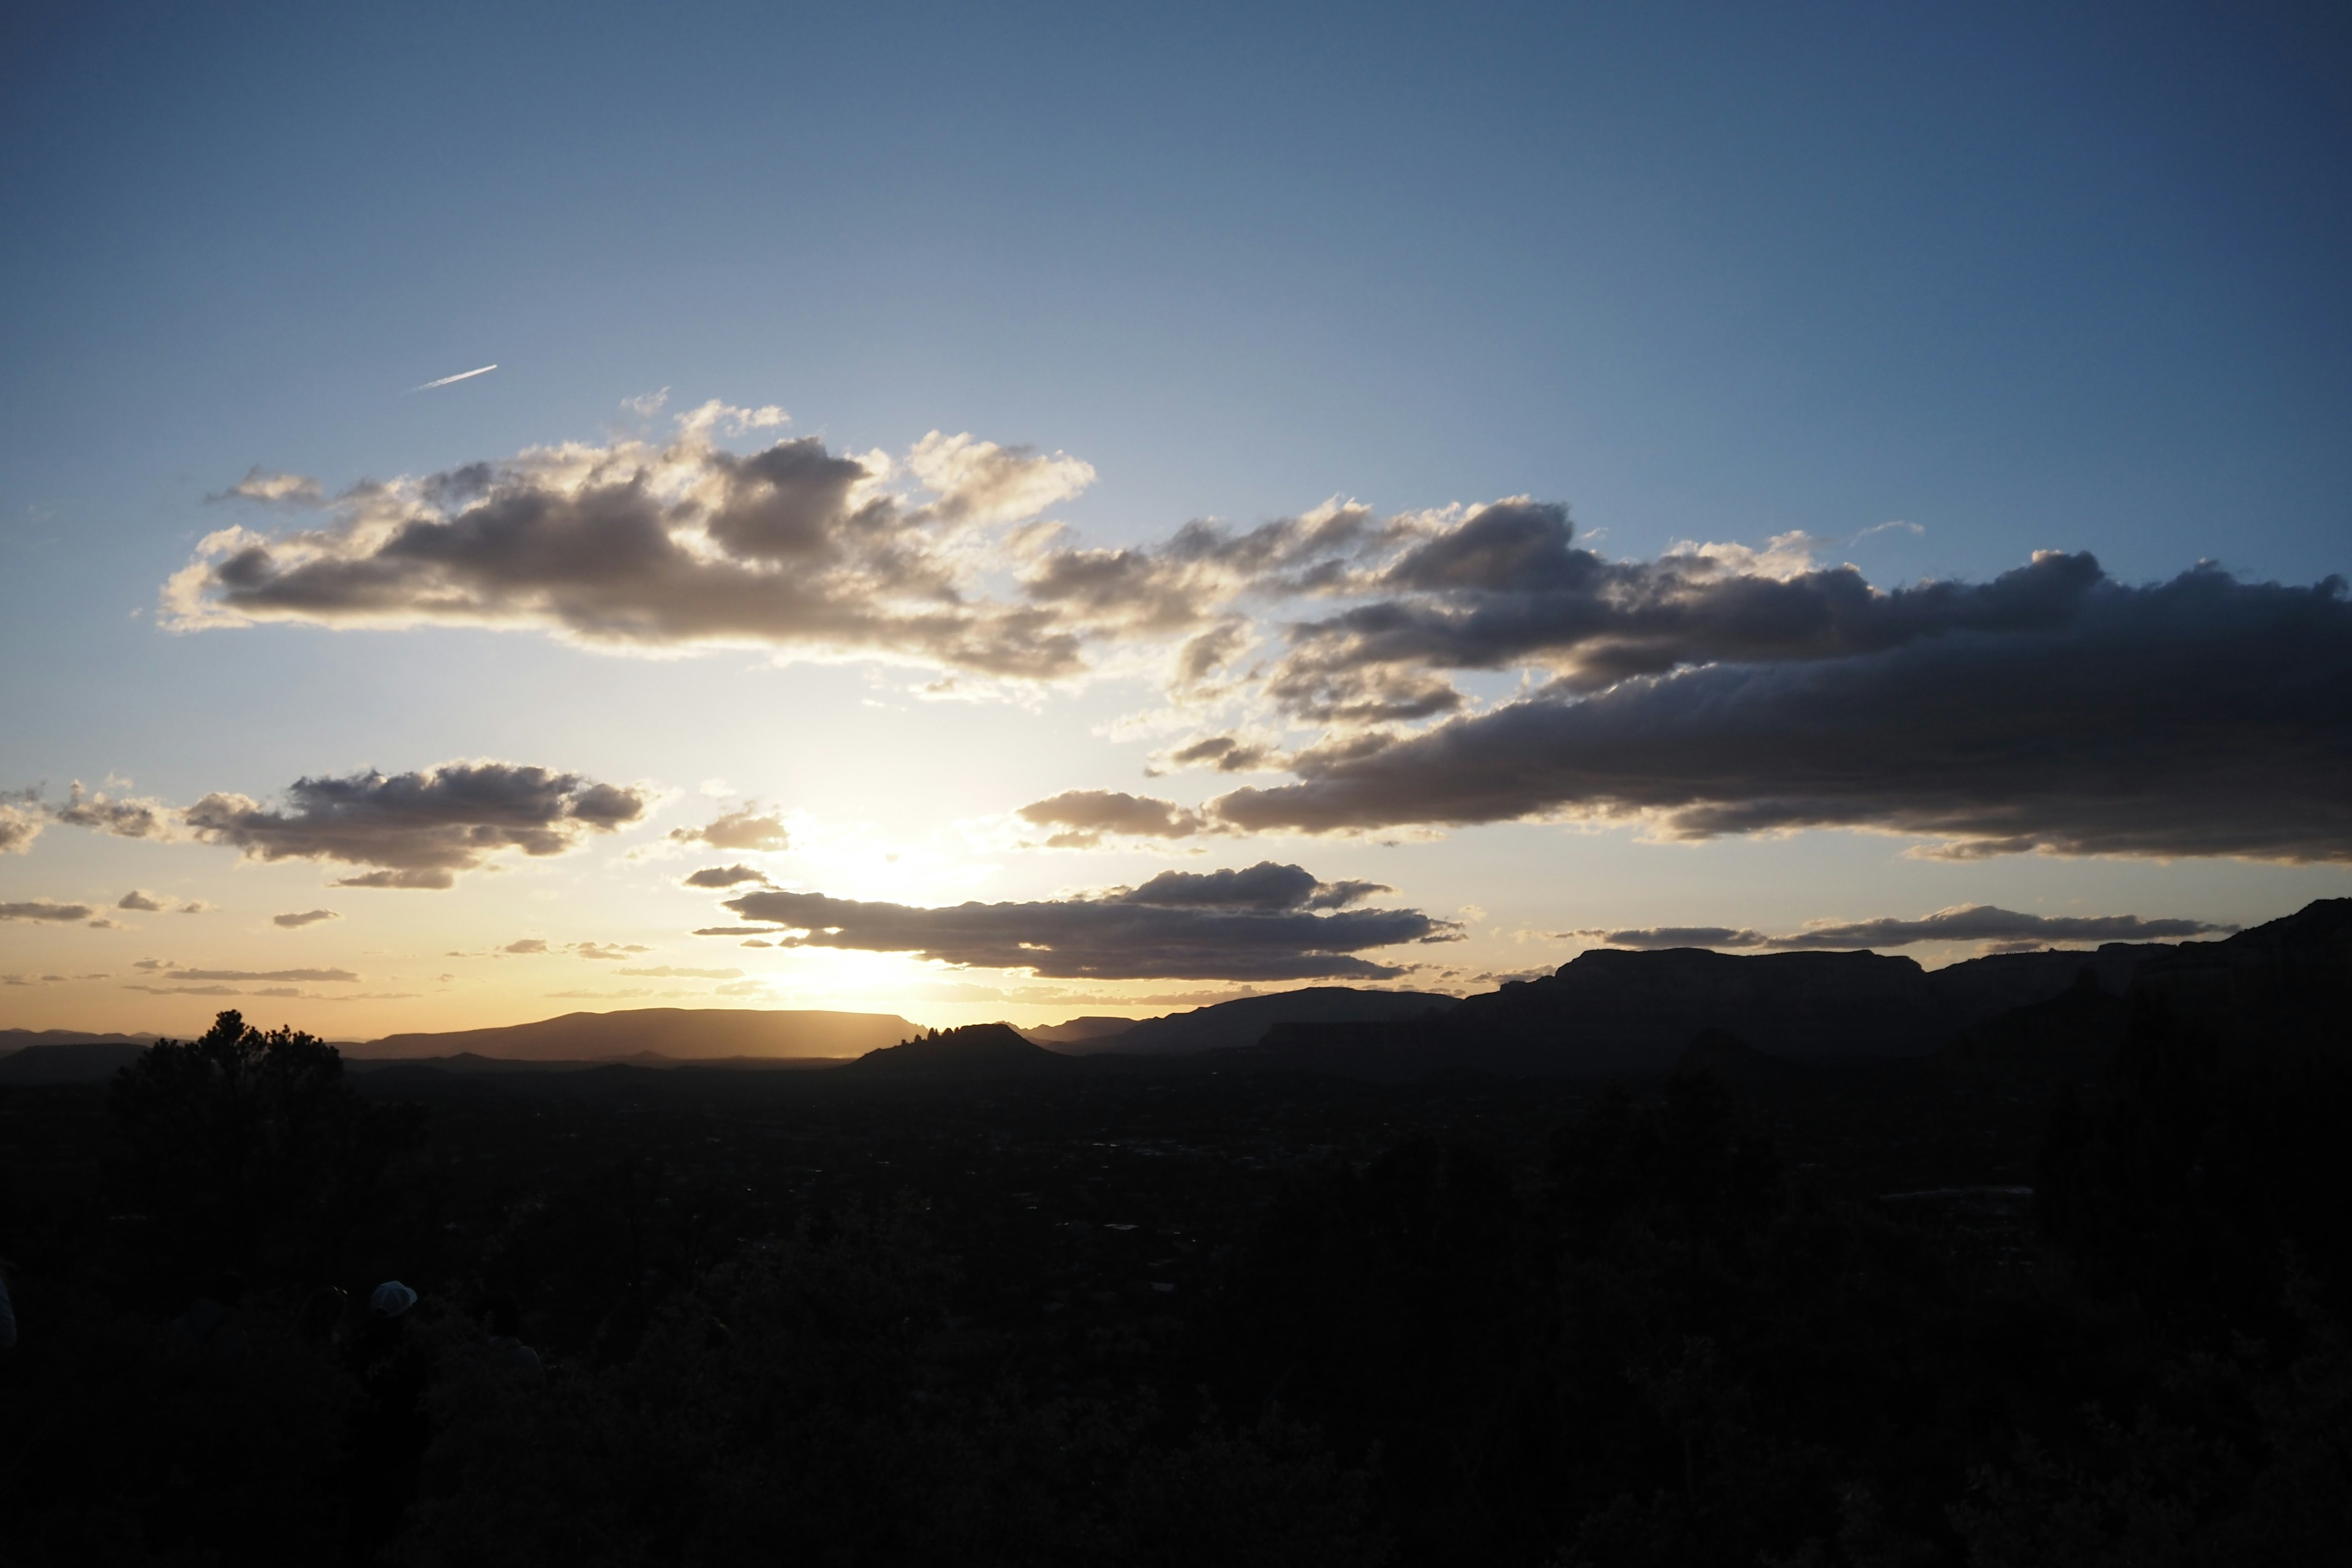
<box><xmin>6</xmin><ymin>899</ymin><xmax>2349</xmax><ymax>1563</ymax></box>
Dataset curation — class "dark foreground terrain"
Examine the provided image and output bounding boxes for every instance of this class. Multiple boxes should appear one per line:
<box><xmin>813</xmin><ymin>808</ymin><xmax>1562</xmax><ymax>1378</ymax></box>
<box><xmin>2</xmin><ymin>913</ymin><xmax>2348</xmax><ymax>1565</ymax></box>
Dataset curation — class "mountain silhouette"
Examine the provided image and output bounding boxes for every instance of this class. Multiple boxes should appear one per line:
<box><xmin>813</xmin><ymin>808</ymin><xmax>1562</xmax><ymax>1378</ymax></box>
<box><xmin>354</xmin><ymin>1008</ymin><xmax>918</xmax><ymax>1062</ymax></box>
<box><xmin>844</xmin><ymin>1022</ymin><xmax>1065</xmax><ymax>1077</ymax></box>
<box><xmin>1042</xmin><ymin>987</ymin><xmax>1457</xmax><ymax>1056</ymax></box>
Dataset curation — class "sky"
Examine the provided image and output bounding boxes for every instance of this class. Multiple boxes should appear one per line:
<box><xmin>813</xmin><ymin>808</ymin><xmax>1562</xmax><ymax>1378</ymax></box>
<box><xmin>2</xmin><ymin>0</ymin><xmax>2348</xmax><ymax>1040</ymax></box>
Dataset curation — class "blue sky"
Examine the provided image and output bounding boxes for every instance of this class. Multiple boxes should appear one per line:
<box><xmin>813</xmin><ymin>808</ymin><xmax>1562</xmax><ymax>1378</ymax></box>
<box><xmin>4</xmin><ymin>1</ymin><xmax>2347</xmax><ymax>1035</ymax></box>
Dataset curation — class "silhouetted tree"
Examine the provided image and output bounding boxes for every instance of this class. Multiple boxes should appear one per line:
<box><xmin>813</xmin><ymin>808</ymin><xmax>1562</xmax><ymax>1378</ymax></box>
<box><xmin>108</xmin><ymin>1009</ymin><xmax>421</xmax><ymax>1282</ymax></box>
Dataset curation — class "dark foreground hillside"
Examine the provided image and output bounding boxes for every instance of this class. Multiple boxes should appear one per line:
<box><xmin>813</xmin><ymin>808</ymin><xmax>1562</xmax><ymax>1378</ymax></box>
<box><xmin>2</xmin><ymin>954</ymin><xmax>2348</xmax><ymax>1565</ymax></box>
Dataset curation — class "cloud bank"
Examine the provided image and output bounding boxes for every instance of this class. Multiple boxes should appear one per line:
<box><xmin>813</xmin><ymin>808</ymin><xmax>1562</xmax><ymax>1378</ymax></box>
<box><xmin>710</xmin><ymin>861</ymin><xmax>1455</xmax><ymax>981</ymax></box>
<box><xmin>1209</xmin><ymin>567</ymin><xmax>2352</xmax><ymax>861</ymax></box>
<box><xmin>1579</xmin><ymin>905</ymin><xmax>2236</xmax><ymax>952</ymax></box>
<box><xmin>166</xmin><ymin>415</ymin><xmax>1096</xmax><ymax>677</ymax></box>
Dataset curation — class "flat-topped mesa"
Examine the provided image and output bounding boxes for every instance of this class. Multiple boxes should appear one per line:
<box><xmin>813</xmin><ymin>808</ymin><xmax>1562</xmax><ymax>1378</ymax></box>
<box><xmin>845</xmin><ymin>1022</ymin><xmax>1065</xmax><ymax>1076</ymax></box>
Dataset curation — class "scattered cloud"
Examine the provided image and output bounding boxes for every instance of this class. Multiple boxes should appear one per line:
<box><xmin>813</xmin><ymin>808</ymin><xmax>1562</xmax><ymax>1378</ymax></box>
<box><xmin>164</xmin><ymin>421</ymin><xmax>1096</xmax><ymax>678</ymax></box>
<box><xmin>0</xmin><ymin>801</ymin><xmax>42</xmax><ymax>854</ymax></box>
<box><xmin>1016</xmin><ymin>790</ymin><xmax>1207</xmax><ymax>849</ymax></box>
<box><xmin>615</xmin><ymin>965</ymin><xmax>743</xmax><ymax>979</ymax></box>
<box><xmin>179</xmin><ymin>761</ymin><xmax>652</xmax><ymax>888</ymax></box>
<box><xmin>1</xmin><ymin>900</ymin><xmax>94</xmax><ymax>922</ymax></box>
<box><xmin>206</xmin><ymin>467</ymin><xmax>325</xmax><ymax>506</ymax></box>
<box><xmin>1575</xmin><ymin>905</ymin><xmax>2236</xmax><ymax>952</ymax></box>
<box><xmin>273</xmin><ymin>909</ymin><xmax>340</xmax><ymax>928</ymax></box>
<box><xmin>575</xmin><ymin>941</ymin><xmax>651</xmax><ymax>961</ymax></box>
<box><xmin>116</xmin><ymin>889</ymin><xmax>170</xmax><ymax>912</ymax></box>
<box><xmin>710</xmin><ymin>861</ymin><xmax>1457</xmax><ymax>981</ymax></box>
<box><xmin>502</xmin><ymin>938</ymin><xmax>548</xmax><ymax>954</ymax></box>
<box><xmin>669</xmin><ymin>806</ymin><xmax>789</xmax><ymax>853</ymax></box>
<box><xmin>55</xmin><ymin>783</ymin><xmax>177</xmax><ymax>840</ymax></box>
<box><xmin>156</xmin><ymin>967</ymin><xmax>361</xmax><ymax>982</ymax></box>
<box><xmin>683</xmin><ymin>864</ymin><xmax>769</xmax><ymax>888</ymax></box>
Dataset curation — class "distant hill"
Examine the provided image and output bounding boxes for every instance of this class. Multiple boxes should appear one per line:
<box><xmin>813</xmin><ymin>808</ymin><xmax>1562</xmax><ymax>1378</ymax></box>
<box><xmin>354</xmin><ymin>1008</ymin><xmax>920</xmax><ymax>1062</ymax></box>
<box><xmin>1232</xmin><ymin>933</ymin><xmax>2214</xmax><ymax>1080</ymax></box>
<box><xmin>1054</xmin><ymin>987</ymin><xmax>1457</xmax><ymax>1056</ymax></box>
<box><xmin>0</xmin><ymin>1041</ymin><xmax>152</xmax><ymax>1085</ymax></box>
<box><xmin>843</xmin><ymin>1022</ymin><xmax>1064</xmax><ymax>1077</ymax></box>
<box><xmin>0</xmin><ymin>1028</ymin><xmax>158</xmax><ymax>1057</ymax></box>
<box><xmin>1020</xmin><ymin>1016</ymin><xmax>1139</xmax><ymax>1048</ymax></box>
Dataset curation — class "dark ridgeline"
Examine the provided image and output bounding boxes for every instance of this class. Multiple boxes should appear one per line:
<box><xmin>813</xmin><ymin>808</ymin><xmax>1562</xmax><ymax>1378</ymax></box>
<box><xmin>0</xmin><ymin>900</ymin><xmax>2345</xmax><ymax>1565</ymax></box>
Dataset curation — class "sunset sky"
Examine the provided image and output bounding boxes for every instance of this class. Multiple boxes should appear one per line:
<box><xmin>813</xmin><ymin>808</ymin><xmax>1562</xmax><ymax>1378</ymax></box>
<box><xmin>4</xmin><ymin>1</ymin><xmax>2348</xmax><ymax>1039</ymax></box>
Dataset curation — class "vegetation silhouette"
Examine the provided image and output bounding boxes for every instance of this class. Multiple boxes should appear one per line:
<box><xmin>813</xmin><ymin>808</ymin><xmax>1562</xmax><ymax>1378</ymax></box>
<box><xmin>0</xmin><ymin>899</ymin><xmax>2345</xmax><ymax>1564</ymax></box>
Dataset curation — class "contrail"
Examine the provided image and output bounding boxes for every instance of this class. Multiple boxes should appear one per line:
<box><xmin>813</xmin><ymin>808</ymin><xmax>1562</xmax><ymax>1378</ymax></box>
<box><xmin>412</xmin><ymin>363</ymin><xmax>498</xmax><ymax>391</ymax></box>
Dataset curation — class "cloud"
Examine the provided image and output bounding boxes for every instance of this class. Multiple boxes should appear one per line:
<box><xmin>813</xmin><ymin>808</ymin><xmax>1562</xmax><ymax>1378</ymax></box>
<box><xmin>1</xmin><ymin>900</ymin><xmax>94</xmax><ymax>922</ymax></box>
<box><xmin>1256</xmin><ymin>508</ymin><xmax>2111</xmax><ymax>722</ymax></box>
<box><xmin>164</xmin><ymin>423</ymin><xmax>1095</xmax><ymax>679</ymax></box>
<box><xmin>160</xmin><ymin>967</ymin><xmax>360</xmax><ymax>982</ymax></box>
<box><xmin>904</xmin><ymin>431</ymin><xmax>1095</xmax><ymax>526</ymax></box>
<box><xmin>615</xmin><ymin>965</ymin><xmax>744</xmax><ymax>979</ymax></box>
<box><xmin>1577</xmin><ymin>905</ymin><xmax>2234</xmax><ymax>952</ymax></box>
<box><xmin>712</xmin><ymin>862</ymin><xmax>1457</xmax><ymax>981</ymax></box>
<box><xmin>117</xmin><ymin>889</ymin><xmax>170</xmax><ymax>912</ymax></box>
<box><xmin>682</xmin><ymin>864</ymin><xmax>769</xmax><ymax>888</ymax></box>
<box><xmin>1210</xmin><ymin>567</ymin><xmax>2352</xmax><ymax>861</ymax></box>
<box><xmin>206</xmin><ymin>467</ymin><xmax>325</xmax><ymax>506</ymax></box>
<box><xmin>668</xmin><ymin>806</ymin><xmax>789</xmax><ymax>853</ymax></box>
<box><xmin>273</xmin><ymin>909</ymin><xmax>340</xmax><ymax>928</ymax></box>
<box><xmin>1016</xmin><ymin>790</ymin><xmax>1208</xmax><ymax>849</ymax></box>
<box><xmin>1762</xmin><ymin>906</ymin><xmax>2234</xmax><ymax>950</ymax></box>
<box><xmin>1576</xmin><ymin>926</ymin><xmax>1770</xmax><ymax>950</ymax></box>
<box><xmin>0</xmin><ymin>801</ymin><xmax>42</xmax><ymax>854</ymax></box>
<box><xmin>499</xmin><ymin>937</ymin><xmax>650</xmax><ymax>959</ymax></box>
<box><xmin>54</xmin><ymin>783</ymin><xmax>178</xmax><ymax>840</ymax></box>
<box><xmin>179</xmin><ymin>761</ymin><xmax>651</xmax><ymax>887</ymax></box>
<box><xmin>178</xmin><ymin>900</ymin><xmax>217</xmax><ymax>914</ymax></box>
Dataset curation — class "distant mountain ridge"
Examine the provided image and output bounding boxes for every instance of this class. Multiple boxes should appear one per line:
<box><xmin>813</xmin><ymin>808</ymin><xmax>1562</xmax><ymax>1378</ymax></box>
<box><xmin>1235</xmin><ymin>902</ymin><xmax>2352</xmax><ymax>1080</ymax></box>
<box><xmin>1038</xmin><ymin>987</ymin><xmax>1457</xmax><ymax>1056</ymax></box>
<box><xmin>0</xmin><ymin>1028</ymin><xmax>159</xmax><ymax>1054</ymax></box>
<box><xmin>354</xmin><ymin>1008</ymin><xmax>919</xmax><ymax>1062</ymax></box>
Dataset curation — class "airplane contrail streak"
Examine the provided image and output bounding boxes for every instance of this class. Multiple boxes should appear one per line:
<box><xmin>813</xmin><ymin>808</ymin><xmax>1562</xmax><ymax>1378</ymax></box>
<box><xmin>412</xmin><ymin>363</ymin><xmax>499</xmax><ymax>391</ymax></box>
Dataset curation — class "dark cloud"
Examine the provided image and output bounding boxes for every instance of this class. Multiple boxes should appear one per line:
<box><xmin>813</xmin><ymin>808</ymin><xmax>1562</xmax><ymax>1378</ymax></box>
<box><xmin>181</xmin><ymin>761</ymin><xmax>652</xmax><ymax>886</ymax></box>
<box><xmin>1761</xmin><ymin>906</ymin><xmax>2234</xmax><ymax>950</ymax></box>
<box><xmin>1581</xmin><ymin>906</ymin><xmax>2233</xmax><ymax>952</ymax></box>
<box><xmin>1117</xmin><ymin>862</ymin><xmax>1388</xmax><ymax>911</ymax></box>
<box><xmin>683</xmin><ymin>864</ymin><xmax>769</xmax><ymax>888</ymax></box>
<box><xmin>1</xmin><ymin>900</ymin><xmax>94</xmax><ymax>922</ymax></box>
<box><xmin>1160</xmin><ymin>735</ymin><xmax>1283</xmax><ymax>774</ymax></box>
<box><xmin>1213</xmin><ymin>568</ymin><xmax>2352</xmax><ymax>861</ymax></box>
<box><xmin>117</xmin><ymin>890</ymin><xmax>169</xmax><ymax>912</ymax></box>
<box><xmin>168</xmin><ymin>427</ymin><xmax>1092</xmax><ymax>677</ymax></box>
<box><xmin>1578</xmin><ymin>926</ymin><xmax>1769</xmax><ymax>950</ymax></box>
<box><xmin>669</xmin><ymin>807</ymin><xmax>790</xmax><ymax>853</ymax></box>
<box><xmin>712</xmin><ymin>865</ymin><xmax>1456</xmax><ymax>981</ymax></box>
<box><xmin>273</xmin><ymin>909</ymin><xmax>340</xmax><ymax>928</ymax></box>
<box><xmin>1016</xmin><ymin>790</ymin><xmax>1207</xmax><ymax>848</ymax></box>
<box><xmin>1259</xmin><ymin>507</ymin><xmax>2105</xmax><ymax>722</ymax></box>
